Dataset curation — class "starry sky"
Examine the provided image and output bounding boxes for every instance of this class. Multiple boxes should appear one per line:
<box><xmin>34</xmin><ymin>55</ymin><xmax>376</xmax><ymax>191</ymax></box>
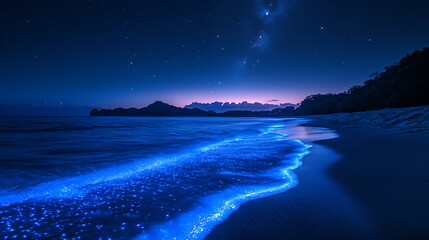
<box><xmin>1</xmin><ymin>0</ymin><xmax>429</xmax><ymax>109</ymax></box>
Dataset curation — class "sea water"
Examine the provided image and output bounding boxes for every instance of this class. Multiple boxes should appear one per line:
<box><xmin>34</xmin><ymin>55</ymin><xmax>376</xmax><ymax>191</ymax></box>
<box><xmin>0</xmin><ymin>116</ymin><xmax>310</xmax><ymax>239</ymax></box>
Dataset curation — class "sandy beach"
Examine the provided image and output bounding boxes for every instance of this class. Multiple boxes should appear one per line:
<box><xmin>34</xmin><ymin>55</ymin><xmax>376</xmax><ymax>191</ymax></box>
<box><xmin>206</xmin><ymin>119</ymin><xmax>429</xmax><ymax>240</ymax></box>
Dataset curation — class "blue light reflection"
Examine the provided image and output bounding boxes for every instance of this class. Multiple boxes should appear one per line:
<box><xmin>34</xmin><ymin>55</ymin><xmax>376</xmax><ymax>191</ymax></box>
<box><xmin>0</xmin><ymin>121</ymin><xmax>311</xmax><ymax>240</ymax></box>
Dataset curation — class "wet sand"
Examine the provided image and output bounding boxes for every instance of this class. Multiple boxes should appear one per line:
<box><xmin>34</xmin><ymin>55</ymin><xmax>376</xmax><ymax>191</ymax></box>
<box><xmin>206</xmin><ymin>119</ymin><xmax>429</xmax><ymax>239</ymax></box>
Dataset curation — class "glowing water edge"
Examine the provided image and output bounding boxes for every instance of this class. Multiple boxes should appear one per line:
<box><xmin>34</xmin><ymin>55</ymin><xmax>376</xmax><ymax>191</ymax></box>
<box><xmin>0</xmin><ymin>117</ymin><xmax>311</xmax><ymax>240</ymax></box>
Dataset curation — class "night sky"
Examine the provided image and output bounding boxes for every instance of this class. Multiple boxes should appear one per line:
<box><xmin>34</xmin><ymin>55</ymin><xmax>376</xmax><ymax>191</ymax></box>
<box><xmin>1</xmin><ymin>0</ymin><xmax>428</xmax><ymax>109</ymax></box>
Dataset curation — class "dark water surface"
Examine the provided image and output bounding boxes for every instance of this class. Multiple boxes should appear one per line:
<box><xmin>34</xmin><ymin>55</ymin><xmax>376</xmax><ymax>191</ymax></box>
<box><xmin>0</xmin><ymin>117</ymin><xmax>310</xmax><ymax>239</ymax></box>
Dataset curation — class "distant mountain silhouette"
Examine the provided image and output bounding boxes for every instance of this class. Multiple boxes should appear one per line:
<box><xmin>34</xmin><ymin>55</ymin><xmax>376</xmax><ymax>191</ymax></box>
<box><xmin>91</xmin><ymin>48</ymin><xmax>429</xmax><ymax>117</ymax></box>
<box><xmin>90</xmin><ymin>101</ymin><xmax>295</xmax><ymax>117</ymax></box>
<box><xmin>90</xmin><ymin>101</ymin><xmax>217</xmax><ymax>117</ymax></box>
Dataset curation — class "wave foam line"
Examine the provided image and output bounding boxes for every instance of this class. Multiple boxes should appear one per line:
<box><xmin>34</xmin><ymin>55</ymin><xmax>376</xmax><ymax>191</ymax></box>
<box><xmin>137</xmin><ymin>138</ymin><xmax>312</xmax><ymax>240</ymax></box>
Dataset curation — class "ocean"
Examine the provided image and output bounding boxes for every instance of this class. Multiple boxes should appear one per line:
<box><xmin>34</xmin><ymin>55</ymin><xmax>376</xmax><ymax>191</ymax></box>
<box><xmin>0</xmin><ymin>116</ymin><xmax>310</xmax><ymax>239</ymax></box>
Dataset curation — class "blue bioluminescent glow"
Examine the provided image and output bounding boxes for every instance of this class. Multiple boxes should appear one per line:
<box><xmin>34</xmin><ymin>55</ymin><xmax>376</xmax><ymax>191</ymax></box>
<box><xmin>0</xmin><ymin>118</ymin><xmax>312</xmax><ymax>240</ymax></box>
<box><xmin>137</xmin><ymin>139</ymin><xmax>310</xmax><ymax>240</ymax></box>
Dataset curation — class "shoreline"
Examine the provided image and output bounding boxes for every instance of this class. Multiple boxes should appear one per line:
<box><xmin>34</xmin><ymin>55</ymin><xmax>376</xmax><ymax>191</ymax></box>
<box><xmin>206</xmin><ymin>119</ymin><xmax>429</xmax><ymax>239</ymax></box>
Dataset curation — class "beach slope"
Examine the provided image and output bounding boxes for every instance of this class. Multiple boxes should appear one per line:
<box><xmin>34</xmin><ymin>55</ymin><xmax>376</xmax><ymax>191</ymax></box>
<box><xmin>207</xmin><ymin>107</ymin><xmax>429</xmax><ymax>239</ymax></box>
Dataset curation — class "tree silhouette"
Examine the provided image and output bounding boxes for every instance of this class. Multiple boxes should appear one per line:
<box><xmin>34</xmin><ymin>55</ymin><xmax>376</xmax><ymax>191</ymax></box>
<box><xmin>295</xmin><ymin>47</ymin><xmax>429</xmax><ymax>115</ymax></box>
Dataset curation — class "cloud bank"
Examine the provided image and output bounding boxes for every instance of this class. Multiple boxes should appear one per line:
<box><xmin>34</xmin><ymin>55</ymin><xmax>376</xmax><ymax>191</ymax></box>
<box><xmin>185</xmin><ymin>101</ymin><xmax>296</xmax><ymax>113</ymax></box>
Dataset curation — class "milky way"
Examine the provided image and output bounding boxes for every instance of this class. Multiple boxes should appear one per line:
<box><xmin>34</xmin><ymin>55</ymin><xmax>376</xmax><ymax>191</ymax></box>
<box><xmin>252</xmin><ymin>0</ymin><xmax>284</xmax><ymax>49</ymax></box>
<box><xmin>239</xmin><ymin>0</ymin><xmax>285</xmax><ymax>78</ymax></box>
<box><xmin>2</xmin><ymin>0</ymin><xmax>428</xmax><ymax>111</ymax></box>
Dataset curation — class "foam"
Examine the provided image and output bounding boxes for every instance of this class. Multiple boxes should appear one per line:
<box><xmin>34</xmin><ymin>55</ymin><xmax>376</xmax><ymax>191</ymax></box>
<box><xmin>0</xmin><ymin>121</ymin><xmax>314</xmax><ymax>239</ymax></box>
